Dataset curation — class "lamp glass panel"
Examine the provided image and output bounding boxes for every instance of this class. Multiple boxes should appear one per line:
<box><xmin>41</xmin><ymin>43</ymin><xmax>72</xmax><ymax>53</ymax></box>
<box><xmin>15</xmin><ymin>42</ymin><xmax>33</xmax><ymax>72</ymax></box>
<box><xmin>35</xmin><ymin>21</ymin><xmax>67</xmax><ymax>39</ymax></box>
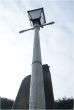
<box><xmin>29</xmin><ymin>9</ymin><xmax>41</xmax><ymax>20</ymax></box>
<box><xmin>40</xmin><ymin>11</ymin><xmax>45</xmax><ymax>24</ymax></box>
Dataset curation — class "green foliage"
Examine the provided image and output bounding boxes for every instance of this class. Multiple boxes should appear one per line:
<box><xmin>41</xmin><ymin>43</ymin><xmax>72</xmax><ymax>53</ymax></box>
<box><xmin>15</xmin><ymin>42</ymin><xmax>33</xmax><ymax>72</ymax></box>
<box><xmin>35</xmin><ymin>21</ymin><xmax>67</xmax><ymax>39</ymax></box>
<box><xmin>1</xmin><ymin>98</ymin><xmax>14</xmax><ymax>109</ymax></box>
<box><xmin>55</xmin><ymin>97</ymin><xmax>74</xmax><ymax>109</ymax></box>
<box><xmin>0</xmin><ymin>97</ymin><xmax>74</xmax><ymax>109</ymax></box>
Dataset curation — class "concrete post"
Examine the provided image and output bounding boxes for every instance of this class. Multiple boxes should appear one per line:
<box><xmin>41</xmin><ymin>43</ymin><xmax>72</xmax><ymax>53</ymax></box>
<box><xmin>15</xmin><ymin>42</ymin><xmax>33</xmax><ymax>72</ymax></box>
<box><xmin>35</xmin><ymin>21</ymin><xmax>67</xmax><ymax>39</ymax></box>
<box><xmin>29</xmin><ymin>23</ymin><xmax>45</xmax><ymax>109</ymax></box>
<box><xmin>0</xmin><ymin>97</ymin><xmax>1</xmax><ymax>110</ymax></box>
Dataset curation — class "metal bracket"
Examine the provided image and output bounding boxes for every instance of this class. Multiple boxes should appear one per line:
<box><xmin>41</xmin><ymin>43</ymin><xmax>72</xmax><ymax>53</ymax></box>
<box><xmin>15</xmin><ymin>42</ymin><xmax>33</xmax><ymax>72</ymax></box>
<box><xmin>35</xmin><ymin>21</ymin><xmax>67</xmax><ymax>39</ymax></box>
<box><xmin>19</xmin><ymin>21</ymin><xmax>55</xmax><ymax>33</ymax></box>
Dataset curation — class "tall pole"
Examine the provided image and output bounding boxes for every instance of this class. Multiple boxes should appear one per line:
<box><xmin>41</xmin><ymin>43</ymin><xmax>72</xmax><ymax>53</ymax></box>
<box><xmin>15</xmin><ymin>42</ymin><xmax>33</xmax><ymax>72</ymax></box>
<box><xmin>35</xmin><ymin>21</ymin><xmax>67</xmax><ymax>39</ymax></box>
<box><xmin>19</xmin><ymin>8</ymin><xmax>54</xmax><ymax>109</ymax></box>
<box><xmin>29</xmin><ymin>23</ymin><xmax>45</xmax><ymax>109</ymax></box>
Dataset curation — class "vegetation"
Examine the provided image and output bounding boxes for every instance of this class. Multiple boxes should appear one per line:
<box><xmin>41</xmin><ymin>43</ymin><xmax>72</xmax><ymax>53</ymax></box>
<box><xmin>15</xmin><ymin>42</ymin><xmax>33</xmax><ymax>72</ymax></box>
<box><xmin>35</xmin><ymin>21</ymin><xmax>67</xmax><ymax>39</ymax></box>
<box><xmin>54</xmin><ymin>97</ymin><xmax>74</xmax><ymax>109</ymax></box>
<box><xmin>1</xmin><ymin>98</ymin><xmax>14</xmax><ymax>109</ymax></box>
<box><xmin>0</xmin><ymin>97</ymin><xmax>74</xmax><ymax>109</ymax></box>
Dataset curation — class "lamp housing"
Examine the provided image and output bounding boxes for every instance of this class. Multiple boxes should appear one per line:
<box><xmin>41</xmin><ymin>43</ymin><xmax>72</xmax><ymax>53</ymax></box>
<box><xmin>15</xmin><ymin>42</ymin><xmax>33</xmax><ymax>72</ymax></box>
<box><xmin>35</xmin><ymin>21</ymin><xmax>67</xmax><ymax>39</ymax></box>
<box><xmin>28</xmin><ymin>8</ymin><xmax>46</xmax><ymax>26</ymax></box>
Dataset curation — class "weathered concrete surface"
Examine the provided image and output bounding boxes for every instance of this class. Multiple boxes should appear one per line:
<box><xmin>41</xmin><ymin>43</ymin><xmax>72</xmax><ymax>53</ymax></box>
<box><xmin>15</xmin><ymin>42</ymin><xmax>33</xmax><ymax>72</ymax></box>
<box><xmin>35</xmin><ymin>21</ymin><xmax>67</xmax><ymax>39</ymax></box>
<box><xmin>12</xmin><ymin>64</ymin><xmax>54</xmax><ymax>109</ymax></box>
<box><xmin>12</xmin><ymin>75</ymin><xmax>30</xmax><ymax>109</ymax></box>
<box><xmin>43</xmin><ymin>64</ymin><xmax>55</xmax><ymax>109</ymax></box>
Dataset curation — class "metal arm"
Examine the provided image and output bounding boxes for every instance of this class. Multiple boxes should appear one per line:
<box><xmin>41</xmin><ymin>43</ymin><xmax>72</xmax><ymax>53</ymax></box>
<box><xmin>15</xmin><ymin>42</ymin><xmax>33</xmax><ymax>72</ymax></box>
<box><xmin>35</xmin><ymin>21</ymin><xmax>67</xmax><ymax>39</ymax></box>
<box><xmin>19</xmin><ymin>27</ymin><xmax>34</xmax><ymax>33</ymax></box>
<box><xmin>42</xmin><ymin>21</ymin><xmax>55</xmax><ymax>27</ymax></box>
<box><xmin>19</xmin><ymin>21</ymin><xmax>55</xmax><ymax>33</ymax></box>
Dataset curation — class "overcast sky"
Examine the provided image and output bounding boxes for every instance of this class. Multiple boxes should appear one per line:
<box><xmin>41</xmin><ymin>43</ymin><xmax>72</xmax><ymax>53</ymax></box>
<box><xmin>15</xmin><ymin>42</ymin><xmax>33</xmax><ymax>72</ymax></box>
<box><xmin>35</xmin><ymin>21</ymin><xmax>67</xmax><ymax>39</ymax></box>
<box><xmin>0</xmin><ymin>0</ymin><xmax>74</xmax><ymax>100</ymax></box>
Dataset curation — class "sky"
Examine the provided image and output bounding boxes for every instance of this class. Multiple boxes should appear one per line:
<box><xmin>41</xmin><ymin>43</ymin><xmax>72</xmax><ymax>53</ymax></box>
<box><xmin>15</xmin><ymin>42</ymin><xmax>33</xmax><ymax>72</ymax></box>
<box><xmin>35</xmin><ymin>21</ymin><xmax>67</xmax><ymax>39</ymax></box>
<box><xmin>0</xmin><ymin>0</ymin><xmax>74</xmax><ymax>100</ymax></box>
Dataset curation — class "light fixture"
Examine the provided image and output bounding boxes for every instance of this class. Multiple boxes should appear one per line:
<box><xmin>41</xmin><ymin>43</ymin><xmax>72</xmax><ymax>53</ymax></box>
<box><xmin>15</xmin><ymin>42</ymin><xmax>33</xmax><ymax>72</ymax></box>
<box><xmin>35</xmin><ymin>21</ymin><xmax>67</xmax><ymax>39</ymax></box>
<box><xmin>19</xmin><ymin>7</ymin><xmax>54</xmax><ymax>33</ymax></box>
<box><xmin>28</xmin><ymin>7</ymin><xmax>46</xmax><ymax>26</ymax></box>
